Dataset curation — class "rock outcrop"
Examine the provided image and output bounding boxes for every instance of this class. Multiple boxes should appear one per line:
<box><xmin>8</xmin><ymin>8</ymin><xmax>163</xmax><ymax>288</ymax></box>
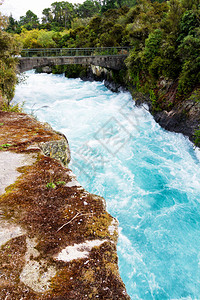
<box><xmin>153</xmin><ymin>99</ymin><xmax>200</xmax><ymax>145</ymax></box>
<box><xmin>0</xmin><ymin>111</ymin><xmax>130</xmax><ymax>299</ymax></box>
<box><xmin>133</xmin><ymin>88</ymin><xmax>200</xmax><ymax>146</ymax></box>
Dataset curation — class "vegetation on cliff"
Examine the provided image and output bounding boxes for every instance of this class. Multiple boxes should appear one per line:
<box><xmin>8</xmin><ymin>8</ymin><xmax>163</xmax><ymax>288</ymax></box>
<box><xmin>0</xmin><ymin>2</ymin><xmax>21</xmax><ymax>104</ymax></box>
<box><xmin>126</xmin><ymin>0</ymin><xmax>200</xmax><ymax>107</ymax></box>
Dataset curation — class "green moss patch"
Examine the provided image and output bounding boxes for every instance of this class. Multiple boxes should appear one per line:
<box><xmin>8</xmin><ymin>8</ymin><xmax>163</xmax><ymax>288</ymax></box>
<box><xmin>0</xmin><ymin>111</ymin><xmax>60</xmax><ymax>153</ymax></box>
<box><xmin>0</xmin><ymin>156</ymin><xmax>111</xmax><ymax>256</ymax></box>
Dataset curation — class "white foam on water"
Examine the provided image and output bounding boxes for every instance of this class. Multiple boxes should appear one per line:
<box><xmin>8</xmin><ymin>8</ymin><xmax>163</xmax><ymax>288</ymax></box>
<box><xmin>14</xmin><ymin>71</ymin><xmax>200</xmax><ymax>300</ymax></box>
<box><xmin>195</xmin><ymin>147</ymin><xmax>200</xmax><ymax>162</ymax></box>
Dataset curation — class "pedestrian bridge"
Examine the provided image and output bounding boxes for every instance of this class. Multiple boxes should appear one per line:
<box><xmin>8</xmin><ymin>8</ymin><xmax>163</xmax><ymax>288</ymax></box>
<box><xmin>18</xmin><ymin>47</ymin><xmax>129</xmax><ymax>73</ymax></box>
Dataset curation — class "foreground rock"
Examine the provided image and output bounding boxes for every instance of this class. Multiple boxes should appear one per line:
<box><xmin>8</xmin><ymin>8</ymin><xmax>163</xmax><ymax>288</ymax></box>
<box><xmin>133</xmin><ymin>89</ymin><xmax>200</xmax><ymax>147</ymax></box>
<box><xmin>0</xmin><ymin>111</ymin><xmax>130</xmax><ymax>299</ymax></box>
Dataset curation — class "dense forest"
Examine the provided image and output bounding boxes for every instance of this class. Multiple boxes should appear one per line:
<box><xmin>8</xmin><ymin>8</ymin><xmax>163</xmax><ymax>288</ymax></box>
<box><xmin>0</xmin><ymin>0</ymin><xmax>200</xmax><ymax>143</ymax></box>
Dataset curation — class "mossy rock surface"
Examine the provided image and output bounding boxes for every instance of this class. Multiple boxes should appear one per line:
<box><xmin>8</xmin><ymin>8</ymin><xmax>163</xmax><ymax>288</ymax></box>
<box><xmin>0</xmin><ymin>110</ymin><xmax>130</xmax><ymax>299</ymax></box>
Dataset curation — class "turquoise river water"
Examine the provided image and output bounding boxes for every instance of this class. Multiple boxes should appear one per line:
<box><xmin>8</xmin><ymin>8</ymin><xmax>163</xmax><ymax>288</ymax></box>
<box><xmin>14</xmin><ymin>71</ymin><xmax>200</xmax><ymax>299</ymax></box>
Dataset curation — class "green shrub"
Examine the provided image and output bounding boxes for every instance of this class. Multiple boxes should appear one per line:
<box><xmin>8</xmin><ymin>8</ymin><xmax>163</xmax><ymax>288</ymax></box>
<box><xmin>1</xmin><ymin>102</ymin><xmax>24</xmax><ymax>113</ymax></box>
<box><xmin>46</xmin><ymin>182</ymin><xmax>56</xmax><ymax>189</ymax></box>
<box><xmin>141</xmin><ymin>29</ymin><xmax>163</xmax><ymax>66</ymax></box>
<box><xmin>178</xmin><ymin>58</ymin><xmax>200</xmax><ymax>94</ymax></box>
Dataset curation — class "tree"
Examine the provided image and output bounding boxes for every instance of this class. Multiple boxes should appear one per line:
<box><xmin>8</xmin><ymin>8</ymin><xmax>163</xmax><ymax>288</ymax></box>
<box><xmin>142</xmin><ymin>29</ymin><xmax>163</xmax><ymax>66</ymax></box>
<box><xmin>177</xmin><ymin>8</ymin><xmax>200</xmax><ymax>93</ymax></box>
<box><xmin>50</xmin><ymin>1</ymin><xmax>75</xmax><ymax>28</ymax></box>
<box><xmin>42</xmin><ymin>8</ymin><xmax>53</xmax><ymax>24</ymax></box>
<box><xmin>19</xmin><ymin>10</ymin><xmax>39</xmax><ymax>30</ymax></box>
<box><xmin>0</xmin><ymin>2</ymin><xmax>21</xmax><ymax>103</ymax></box>
<box><xmin>181</xmin><ymin>0</ymin><xmax>199</xmax><ymax>10</ymax></box>
<box><xmin>76</xmin><ymin>0</ymin><xmax>100</xmax><ymax>18</ymax></box>
<box><xmin>178</xmin><ymin>9</ymin><xmax>200</xmax><ymax>40</ymax></box>
<box><xmin>37</xmin><ymin>30</ymin><xmax>57</xmax><ymax>48</ymax></box>
<box><xmin>162</xmin><ymin>0</ymin><xmax>183</xmax><ymax>36</ymax></box>
<box><xmin>5</xmin><ymin>15</ymin><xmax>18</xmax><ymax>33</ymax></box>
<box><xmin>101</xmin><ymin>0</ymin><xmax>116</xmax><ymax>12</ymax></box>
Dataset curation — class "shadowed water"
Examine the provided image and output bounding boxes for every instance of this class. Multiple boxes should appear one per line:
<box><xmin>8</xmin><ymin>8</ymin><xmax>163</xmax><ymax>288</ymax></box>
<box><xmin>14</xmin><ymin>71</ymin><xmax>200</xmax><ymax>299</ymax></box>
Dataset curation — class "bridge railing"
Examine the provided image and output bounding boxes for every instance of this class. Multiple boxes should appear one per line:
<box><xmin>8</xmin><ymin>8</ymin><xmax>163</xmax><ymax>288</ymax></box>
<box><xmin>21</xmin><ymin>47</ymin><xmax>129</xmax><ymax>58</ymax></box>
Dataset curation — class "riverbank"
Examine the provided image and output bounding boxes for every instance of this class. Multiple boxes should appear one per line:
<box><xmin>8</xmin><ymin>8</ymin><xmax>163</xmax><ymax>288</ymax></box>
<box><xmin>0</xmin><ymin>110</ymin><xmax>130</xmax><ymax>299</ymax></box>
<box><xmin>130</xmin><ymin>88</ymin><xmax>200</xmax><ymax>147</ymax></box>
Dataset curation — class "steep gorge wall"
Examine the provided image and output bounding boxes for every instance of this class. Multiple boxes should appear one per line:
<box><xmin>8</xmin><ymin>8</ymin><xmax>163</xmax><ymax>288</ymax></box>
<box><xmin>130</xmin><ymin>83</ymin><xmax>200</xmax><ymax>147</ymax></box>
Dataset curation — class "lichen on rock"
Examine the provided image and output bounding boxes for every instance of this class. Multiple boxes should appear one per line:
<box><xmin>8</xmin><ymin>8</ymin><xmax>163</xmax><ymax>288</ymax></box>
<box><xmin>39</xmin><ymin>138</ymin><xmax>71</xmax><ymax>166</ymax></box>
<box><xmin>20</xmin><ymin>237</ymin><xmax>57</xmax><ymax>293</ymax></box>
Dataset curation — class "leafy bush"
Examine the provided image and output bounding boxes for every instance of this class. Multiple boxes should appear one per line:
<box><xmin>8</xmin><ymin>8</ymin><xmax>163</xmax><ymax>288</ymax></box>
<box><xmin>141</xmin><ymin>29</ymin><xmax>163</xmax><ymax>66</ymax></box>
<box><xmin>178</xmin><ymin>58</ymin><xmax>200</xmax><ymax>94</ymax></box>
<box><xmin>1</xmin><ymin>102</ymin><xmax>24</xmax><ymax>113</ymax></box>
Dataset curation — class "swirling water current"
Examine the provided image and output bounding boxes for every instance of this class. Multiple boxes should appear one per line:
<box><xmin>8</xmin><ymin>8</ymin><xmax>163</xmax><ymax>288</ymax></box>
<box><xmin>14</xmin><ymin>71</ymin><xmax>200</xmax><ymax>299</ymax></box>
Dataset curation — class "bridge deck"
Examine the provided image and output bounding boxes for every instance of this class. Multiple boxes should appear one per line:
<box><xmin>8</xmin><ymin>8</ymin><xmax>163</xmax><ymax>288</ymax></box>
<box><xmin>18</xmin><ymin>47</ymin><xmax>129</xmax><ymax>72</ymax></box>
<box><xmin>21</xmin><ymin>47</ymin><xmax>129</xmax><ymax>58</ymax></box>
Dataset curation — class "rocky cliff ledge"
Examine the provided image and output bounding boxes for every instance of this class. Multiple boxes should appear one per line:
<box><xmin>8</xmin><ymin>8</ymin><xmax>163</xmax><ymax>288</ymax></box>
<box><xmin>132</xmin><ymin>88</ymin><xmax>200</xmax><ymax>147</ymax></box>
<box><xmin>0</xmin><ymin>111</ymin><xmax>130</xmax><ymax>299</ymax></box>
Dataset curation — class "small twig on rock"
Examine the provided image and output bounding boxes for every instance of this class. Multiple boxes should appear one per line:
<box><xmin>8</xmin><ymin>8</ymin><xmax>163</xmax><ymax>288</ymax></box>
<box><xmin>57</xmin><ymin>211</ymin><xmax>93</xmax><ymax>232</ymax></box>
<box><xmin>57</xmin><ymin>212</ymin><xmax>81</xmax><ymax>232</ymax></box>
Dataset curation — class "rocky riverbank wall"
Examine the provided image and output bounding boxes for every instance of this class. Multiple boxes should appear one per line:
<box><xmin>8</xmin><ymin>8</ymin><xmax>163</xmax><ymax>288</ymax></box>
<box><xmin>0</xmin><ymin>110</ymin><xmax>130</xmax><ymax>299</ymax></box>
